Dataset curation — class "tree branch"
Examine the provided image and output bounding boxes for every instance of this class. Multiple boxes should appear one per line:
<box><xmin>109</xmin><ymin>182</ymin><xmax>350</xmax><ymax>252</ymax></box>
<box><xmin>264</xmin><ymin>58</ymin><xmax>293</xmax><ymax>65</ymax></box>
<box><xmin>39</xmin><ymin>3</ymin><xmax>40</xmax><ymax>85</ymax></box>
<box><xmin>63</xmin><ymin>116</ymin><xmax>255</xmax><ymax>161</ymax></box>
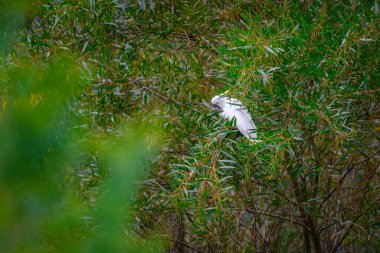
<box><xmin>318</xmin><ymin>150</ymin><xmax>380</xmax><ymax>212</ymax></box>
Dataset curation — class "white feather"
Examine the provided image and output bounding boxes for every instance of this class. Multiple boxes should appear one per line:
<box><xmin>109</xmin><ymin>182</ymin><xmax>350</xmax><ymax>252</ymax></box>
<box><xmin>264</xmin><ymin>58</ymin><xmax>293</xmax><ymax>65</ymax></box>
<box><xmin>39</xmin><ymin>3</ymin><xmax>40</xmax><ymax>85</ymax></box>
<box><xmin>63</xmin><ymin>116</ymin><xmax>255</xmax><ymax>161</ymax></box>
<box><xmin>211</xmin><ymin>95</ymin><xmax>258</xmax><ymax>140</ymax></box>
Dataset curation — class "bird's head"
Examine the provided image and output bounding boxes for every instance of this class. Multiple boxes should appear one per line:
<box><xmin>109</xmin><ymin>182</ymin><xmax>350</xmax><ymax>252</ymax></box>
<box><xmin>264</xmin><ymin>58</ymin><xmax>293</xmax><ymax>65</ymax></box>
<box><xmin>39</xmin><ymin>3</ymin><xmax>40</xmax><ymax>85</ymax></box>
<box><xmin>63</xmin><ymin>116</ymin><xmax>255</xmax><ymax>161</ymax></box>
<box><xmin>211</xmin><ymin>95</ymin><xmax>226</xmax><ymax>113</ymax></box>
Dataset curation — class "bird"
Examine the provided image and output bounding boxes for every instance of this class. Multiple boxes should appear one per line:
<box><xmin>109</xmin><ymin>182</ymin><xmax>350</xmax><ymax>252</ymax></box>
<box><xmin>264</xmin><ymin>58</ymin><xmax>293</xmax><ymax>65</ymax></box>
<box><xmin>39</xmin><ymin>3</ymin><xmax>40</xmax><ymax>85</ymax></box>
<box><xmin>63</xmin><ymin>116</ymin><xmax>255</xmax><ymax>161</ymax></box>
<box><xmin>211</xmin><ymin>94</ymin><xmax>258</xmax><ymax>140</ymax></box>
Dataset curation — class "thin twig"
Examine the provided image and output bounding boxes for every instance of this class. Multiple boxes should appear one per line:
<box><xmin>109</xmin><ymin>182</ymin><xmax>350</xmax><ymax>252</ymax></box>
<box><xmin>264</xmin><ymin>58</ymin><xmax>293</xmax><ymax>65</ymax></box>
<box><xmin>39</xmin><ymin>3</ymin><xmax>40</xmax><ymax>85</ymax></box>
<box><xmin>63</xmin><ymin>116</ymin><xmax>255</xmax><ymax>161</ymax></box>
<box><xmin>129</xmin><ymin>79</ymin><xmax>202</xmax><ymax>113</ymax></box>
<box><xmin>245</xmin><ymin>206</ymin><xmax>307</xmax><ymax>229</ymax></box>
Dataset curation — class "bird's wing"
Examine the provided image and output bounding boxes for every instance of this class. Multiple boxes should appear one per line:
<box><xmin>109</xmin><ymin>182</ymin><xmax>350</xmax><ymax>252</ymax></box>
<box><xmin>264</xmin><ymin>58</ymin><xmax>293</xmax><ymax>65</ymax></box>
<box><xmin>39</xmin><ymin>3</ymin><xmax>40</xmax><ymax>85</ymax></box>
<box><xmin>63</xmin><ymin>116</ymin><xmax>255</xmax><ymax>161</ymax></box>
<box><xmin>223</xmin><ymin>99</ymin><xmax>257</xmax><ymax>139</ymax></box>
<box><xmin>234</xmin><ymin>108</ymin><xmax>257</xmax><ymax>139</ymax></box>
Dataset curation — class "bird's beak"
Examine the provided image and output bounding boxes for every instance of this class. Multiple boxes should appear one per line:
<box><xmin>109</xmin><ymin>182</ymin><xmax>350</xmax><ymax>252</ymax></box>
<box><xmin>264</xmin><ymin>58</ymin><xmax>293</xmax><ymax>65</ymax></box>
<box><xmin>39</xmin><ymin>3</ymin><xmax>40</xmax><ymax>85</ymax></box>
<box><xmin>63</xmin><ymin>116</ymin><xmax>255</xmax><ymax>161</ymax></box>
<box><xmin>213</xmin><ymin>105</ymin><xmax>223</xmax><ymax>113</ymax></box>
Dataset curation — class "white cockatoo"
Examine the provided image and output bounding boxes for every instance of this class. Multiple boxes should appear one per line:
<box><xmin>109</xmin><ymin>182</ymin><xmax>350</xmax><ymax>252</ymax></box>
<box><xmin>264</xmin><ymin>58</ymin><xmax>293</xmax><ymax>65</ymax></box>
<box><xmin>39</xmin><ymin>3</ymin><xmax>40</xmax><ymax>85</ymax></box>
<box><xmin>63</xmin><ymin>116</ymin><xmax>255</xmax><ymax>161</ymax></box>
<box><xmin>211</xmin><ymin>94</ymin><xmax>258</xmax><ymax>140</ymax></box>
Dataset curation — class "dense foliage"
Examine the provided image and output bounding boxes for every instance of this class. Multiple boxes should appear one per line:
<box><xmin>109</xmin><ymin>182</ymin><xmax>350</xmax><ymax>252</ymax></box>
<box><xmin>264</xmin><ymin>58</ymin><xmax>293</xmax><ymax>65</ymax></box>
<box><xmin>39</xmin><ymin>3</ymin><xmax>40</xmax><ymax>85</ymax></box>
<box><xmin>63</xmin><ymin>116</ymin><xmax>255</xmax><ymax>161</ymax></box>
<box><xmin>1</xmin><ymin>1</ymin><xmax>379</xmax><ymax>252</ymax></box>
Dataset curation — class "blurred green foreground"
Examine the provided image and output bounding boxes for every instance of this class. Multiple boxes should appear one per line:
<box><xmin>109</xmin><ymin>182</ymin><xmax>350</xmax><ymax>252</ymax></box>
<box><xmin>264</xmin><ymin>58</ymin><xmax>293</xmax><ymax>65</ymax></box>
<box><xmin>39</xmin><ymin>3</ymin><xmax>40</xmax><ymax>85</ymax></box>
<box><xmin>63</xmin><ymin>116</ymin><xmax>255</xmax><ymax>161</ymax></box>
<box><xmin>0</xmin><ymin>1</ymin><xmax>162</xmax><ymax>252</ymax></box>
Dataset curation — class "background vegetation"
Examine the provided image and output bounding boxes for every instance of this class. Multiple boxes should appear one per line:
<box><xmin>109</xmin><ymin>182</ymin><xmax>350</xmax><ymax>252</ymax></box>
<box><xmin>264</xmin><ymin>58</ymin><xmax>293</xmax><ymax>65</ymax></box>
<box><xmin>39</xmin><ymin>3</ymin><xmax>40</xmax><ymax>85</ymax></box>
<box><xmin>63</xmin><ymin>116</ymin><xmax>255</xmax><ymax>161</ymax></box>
<box><xmin>0</xmin><ymin>0</ymin><xmax>379</xmax><ymax>252</ymax></box>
